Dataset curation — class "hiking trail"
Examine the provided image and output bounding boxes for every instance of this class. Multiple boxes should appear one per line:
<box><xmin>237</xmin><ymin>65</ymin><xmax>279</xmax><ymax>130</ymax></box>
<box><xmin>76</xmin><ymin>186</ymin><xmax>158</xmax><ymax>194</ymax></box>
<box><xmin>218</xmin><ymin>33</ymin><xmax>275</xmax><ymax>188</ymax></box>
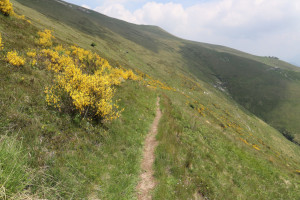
<box><xmin>137</xmin><ymin>97</ymin><xmax>162</xmax><ymax>200</ymax></box>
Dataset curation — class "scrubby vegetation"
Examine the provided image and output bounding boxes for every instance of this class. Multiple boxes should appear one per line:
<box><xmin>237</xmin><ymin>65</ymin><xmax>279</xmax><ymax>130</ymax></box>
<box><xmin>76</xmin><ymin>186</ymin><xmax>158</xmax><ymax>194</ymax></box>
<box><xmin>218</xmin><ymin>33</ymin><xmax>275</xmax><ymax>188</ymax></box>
<box><xmin>42</xmin><ymin>45</ymin><xmax>140</xmax><ymax>120</ymax></box>
<box><xmin>36</xmin><ymin>29</ymin><xmax>54</xmax><ymax>47</ymax></box>
<box><xmin>4</xmin><ymin>26</ymin><xmax>142</xmax><ymax>121</ymax></box>
<box><xmin>0</xmin><ymin>0</ymin><xmax>13</xmax><ymax>16</ymax></box>
<box><xmin>0</xmin><ymin>33</ymin><xmax>3</xmax><ymax>50</ymax></box>
<box><xmin>6</xmin><ymin>50</ymin><xmax>25</xmax><ymax>66</ymax></box>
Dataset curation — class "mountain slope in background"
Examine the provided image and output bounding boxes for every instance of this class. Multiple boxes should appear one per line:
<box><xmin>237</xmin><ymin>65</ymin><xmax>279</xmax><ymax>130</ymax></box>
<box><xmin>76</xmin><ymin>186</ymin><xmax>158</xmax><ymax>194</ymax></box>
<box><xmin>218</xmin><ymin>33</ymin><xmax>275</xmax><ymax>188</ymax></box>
<box><xmin>0</xmin><ymin>0</ymin><xmax>299</xmax><ymax>199</ymax></box>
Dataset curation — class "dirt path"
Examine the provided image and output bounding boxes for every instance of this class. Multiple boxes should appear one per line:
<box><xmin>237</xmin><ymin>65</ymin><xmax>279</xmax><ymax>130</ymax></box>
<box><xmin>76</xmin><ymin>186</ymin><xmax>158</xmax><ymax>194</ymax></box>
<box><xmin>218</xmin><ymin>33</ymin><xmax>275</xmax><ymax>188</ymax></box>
<box><xmin>137</xmin><ymin>97</ymin><xmax>162</xmax><ymax>200</ymax></box>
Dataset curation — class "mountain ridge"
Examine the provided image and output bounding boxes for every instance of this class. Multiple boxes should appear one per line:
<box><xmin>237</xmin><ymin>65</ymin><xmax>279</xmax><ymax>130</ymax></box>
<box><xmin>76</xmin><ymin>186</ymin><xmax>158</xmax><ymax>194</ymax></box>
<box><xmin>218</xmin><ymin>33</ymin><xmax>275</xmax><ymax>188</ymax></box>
<box><xmin>14</xmin><ymin>0</ymin><xmax>300</xmax><ymax>72</ymax></box>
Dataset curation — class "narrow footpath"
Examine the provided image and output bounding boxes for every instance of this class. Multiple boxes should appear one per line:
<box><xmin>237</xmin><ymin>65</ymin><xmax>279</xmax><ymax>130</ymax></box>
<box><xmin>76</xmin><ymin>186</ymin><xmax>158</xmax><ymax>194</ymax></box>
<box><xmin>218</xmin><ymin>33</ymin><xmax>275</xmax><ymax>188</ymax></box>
<box><xmin>137</xmin><ymin>97</ymin><xmax>162</xmax><ymax>200</ymax></box>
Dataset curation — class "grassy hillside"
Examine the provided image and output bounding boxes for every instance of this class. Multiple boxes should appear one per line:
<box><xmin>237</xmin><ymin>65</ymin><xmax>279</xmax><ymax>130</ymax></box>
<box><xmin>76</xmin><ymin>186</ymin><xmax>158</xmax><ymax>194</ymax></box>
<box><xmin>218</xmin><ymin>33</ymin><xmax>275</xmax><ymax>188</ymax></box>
<box><xmin>14</xmin><ymin>0</ymin><xmax>300</xmax><ymax>144</ymax></box>
<box><xmin>154</xmin><ymin>88</ymin><xmax>300</xmax><ymax>200</ymax></box>
<box><xmin>180</xmin><ymin>42</ymin><xmax>300</xmax><ymax>144</ymax></box>
<box><xmin>0</xmin><ymin>0</ymin><xmax>299</xmax><ymax>199</ymax></box>
<box><xmin>0</xmin><ymin>7</ymin><xmax>158</xmax><ymax>199</ymax></box>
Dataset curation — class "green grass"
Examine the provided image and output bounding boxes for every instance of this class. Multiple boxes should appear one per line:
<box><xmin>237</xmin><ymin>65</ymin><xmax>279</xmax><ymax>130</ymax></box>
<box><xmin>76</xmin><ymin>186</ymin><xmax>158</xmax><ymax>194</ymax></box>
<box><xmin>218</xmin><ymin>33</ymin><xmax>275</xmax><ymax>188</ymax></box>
<box><xmin>0</xmin><ymin>53</ymin><xmax>158</xmax><ymax>198</ymax></box>
<box><xmin>154</xmin><ymin>91</ymin><xmax>300</xmax><ymax>200</ymax></box>
<box><xmin>30</xmin><ymin>81</ymin><xmax>157</xmax><ymax>199</ymax></box>
<box><xmin>180</xmin><ymin>42</ymin><xmax>300</xmax><ymax>144</ymax></box>
<box><xmin>0</xmin><ymin>48</ymin><xmax>158</xmax><ymax>198</ymax></box>
<box><xmin>0</xmin><ymin>135</ymin><xmax>33</xmax><ymax>199</ymax></box>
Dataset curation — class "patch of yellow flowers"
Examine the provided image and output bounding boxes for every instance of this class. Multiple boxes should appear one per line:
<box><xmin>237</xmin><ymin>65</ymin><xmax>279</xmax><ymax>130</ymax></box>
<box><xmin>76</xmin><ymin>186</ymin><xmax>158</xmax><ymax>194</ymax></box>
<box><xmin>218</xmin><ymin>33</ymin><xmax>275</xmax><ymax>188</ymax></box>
<box><xmin>42</xmin><ymin>45</ymin><xmax>139</xmax><ymax>120</ymax></box>
<box><xmin>13</xmin><ymin>13</ymin><xmax>31</xmax><ymax>23</ymax></box>
<box><xmin>0</xmin><ymin>33</ymin><xmax>3</xmax><ymax>50</ymax></box>
<box><xmin>0</xmin><ymin>0</ymin><xmax>13</xmax><ymax>16</ymax></box>
<box><xmin>6</xmin><ymin>51</ymin><xmax>25</xmax><ymax>66</ymax></box>
<box><xmin>2</xmin><ymin>17</ymin><xmax>169</xmax><ymax>121</ymax></box>
<box><xmin>0</xmin><ymin>0</ymin><xmax>32</xmax><ymax>23</ymax></box>
<box><xmin>27</xmin><ymin>50</ymin><xmax>37</xmax><ymax>66</ymax></box>
<box><xmin>136</xmin><ymin>70</ymin><xmax>176</xmax><ymax>91</ymax></box>
<box><xmin>37</xmin><ymin>29</ymin><xmax>55</xmax><ymax>47</ymax></box>
<box><xmin>27</xmin><ymin>51</ymin><xmax>36</xmax><ymax>58</ymax></box>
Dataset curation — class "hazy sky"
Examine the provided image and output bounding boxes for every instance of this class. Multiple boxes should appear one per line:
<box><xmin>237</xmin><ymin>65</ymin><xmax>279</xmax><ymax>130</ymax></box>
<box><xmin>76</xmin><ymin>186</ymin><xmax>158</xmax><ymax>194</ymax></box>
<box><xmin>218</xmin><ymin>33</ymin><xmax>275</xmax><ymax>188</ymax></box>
<box><xmin>64</xmin><ymin>0</ymin><xmax>300</xmax><ymax>66</ymax></box>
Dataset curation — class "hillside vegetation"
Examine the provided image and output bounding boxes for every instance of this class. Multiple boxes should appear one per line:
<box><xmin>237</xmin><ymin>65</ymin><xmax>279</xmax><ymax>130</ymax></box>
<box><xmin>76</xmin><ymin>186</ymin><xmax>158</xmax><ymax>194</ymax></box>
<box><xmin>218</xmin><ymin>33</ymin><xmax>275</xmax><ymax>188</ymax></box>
<box><xmin>0</xmin><ymin>0</ymin><xmax>299</xmax><ymax>199</ymax></box>
<box><xmin>14</xmin><ymin>0</ymin><xmax>300</xmax><ymax>145</ymax></box>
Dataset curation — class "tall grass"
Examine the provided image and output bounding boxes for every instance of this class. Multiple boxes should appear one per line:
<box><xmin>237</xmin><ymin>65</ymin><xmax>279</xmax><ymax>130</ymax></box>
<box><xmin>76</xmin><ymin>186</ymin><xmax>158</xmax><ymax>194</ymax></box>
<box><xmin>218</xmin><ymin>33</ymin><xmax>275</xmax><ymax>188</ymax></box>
<box><xmin>0</xmin><ymin>135</ymin><xmax>33</xmax><ymax>199</ymax></box>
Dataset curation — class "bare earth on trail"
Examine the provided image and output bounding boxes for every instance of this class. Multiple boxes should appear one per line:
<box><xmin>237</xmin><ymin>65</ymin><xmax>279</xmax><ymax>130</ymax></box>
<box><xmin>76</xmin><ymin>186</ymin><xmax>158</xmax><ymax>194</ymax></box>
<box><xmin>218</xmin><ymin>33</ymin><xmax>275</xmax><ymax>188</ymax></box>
<box><xmin>137</xmin><ymin>97</ymin><xmax>162</xmax><ymax>200</ymax></box>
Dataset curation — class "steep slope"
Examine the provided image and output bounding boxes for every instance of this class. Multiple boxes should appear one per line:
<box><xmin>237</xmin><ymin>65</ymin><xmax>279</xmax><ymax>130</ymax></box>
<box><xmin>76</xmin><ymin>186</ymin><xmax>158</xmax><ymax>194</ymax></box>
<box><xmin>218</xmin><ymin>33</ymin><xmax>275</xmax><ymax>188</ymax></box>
<box><xmin>1</xmin><ymin>0</ymin><xmax>299</xmax><ymax>199</ymax></box>
<box><xmin>14</xmin><ymin>0</ymin><xmax>300</xmax><ymax>144</ymax></box>
<box><xmin>181</xmin><ymin>42</ymin><xmax>300</xmax><ymax>144</ymax></box>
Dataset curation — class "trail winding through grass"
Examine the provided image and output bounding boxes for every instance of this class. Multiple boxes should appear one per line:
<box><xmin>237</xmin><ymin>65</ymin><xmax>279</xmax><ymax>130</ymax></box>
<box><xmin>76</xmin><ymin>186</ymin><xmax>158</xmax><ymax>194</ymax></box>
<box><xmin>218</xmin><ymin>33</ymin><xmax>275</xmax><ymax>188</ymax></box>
<box><xmin>137</xmin><ymin>97</ymin><xmax>161</xmax><ymax>200</ymax></box>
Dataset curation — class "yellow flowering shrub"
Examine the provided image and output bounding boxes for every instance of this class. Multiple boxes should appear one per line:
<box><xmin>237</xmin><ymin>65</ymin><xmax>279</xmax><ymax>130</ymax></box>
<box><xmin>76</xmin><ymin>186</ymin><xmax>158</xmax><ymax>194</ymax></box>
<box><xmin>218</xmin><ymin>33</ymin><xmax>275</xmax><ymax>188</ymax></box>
<box><xmin>44</xmin><ymin>86</ymin><xmax>61</xmax><ymax>109</ymax></box>
<box><xmin>0</xmin><ymin>33</ymin><xmax>3</xmax><ymax>50</ymax></box>
<box><xmin>54</xmin><ymin>45</ymin><xmax>65</xmax><ymax>52</ymax></box>
<box><xmin>27</xmin><ymin>51</ymin><xmax>36</xmax><ymax>58</ymax></box>
<box><xmin>252</xmin><ymin>144</ymin><xmax>260</xmax><ymax>151</ymax></box>
<box><xmin>24</xmin><ymin>29</ymin><xmax>142</xmax><ymax>121</ymax></box>
<box><xmin>41</xmin><ymin>45</ymin><xmax>139</xmax><ymax>120</ymax></box>
<box><xmin>26</xmin><ymin>50</ymin><xmax>37</xmax><ymax>66</ymax></box>
<box><xmin>31</xmin><ymin>59</ymin><xmax>37</xmax><ymax>66</ymax></box>
<box><xmin>12</xmin><ymin>12</ymin><xmax>31</xmax><ymax>23</ymax></box>
<box><xmin>37</xmin><ymin>29</ymin><xmax>54</xmax><ymax>47</ymax></box>
<box><xmin>6</xmin><ymin>51</ymin><xmax>25</xmax><ymax>66</ymax></box>
<box><xmin>240</xmin><ymin>138</ymin><xmax>250</xmax><ymax>145</ymax></box>
<box><xmin>123</xmin><ymin>69</ymin><xmax>140</xmax><ymax>80</ymax></box>
<box><xmin>14</xmin><ymin>13</ymin><xmax>25</xmax><ymax>20</ymax></box>
<box><xmin>70</xmin><ymin>45</ymin><xmax>92</xmax><ymax>62</ymax></box>
<box><xmin>0</xmin><ymin>0</ymin><xmax>13</xmax><ymax>16</ymax></box>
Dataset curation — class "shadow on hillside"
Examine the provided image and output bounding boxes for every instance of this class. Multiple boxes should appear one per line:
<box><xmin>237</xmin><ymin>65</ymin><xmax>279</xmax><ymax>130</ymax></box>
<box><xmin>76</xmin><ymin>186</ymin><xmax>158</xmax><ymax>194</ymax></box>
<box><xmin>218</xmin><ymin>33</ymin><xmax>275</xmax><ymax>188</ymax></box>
<box><xmin>16</xmin><ymin>0</ymin><xmax>161</xmax><ymax>53</ymax></box>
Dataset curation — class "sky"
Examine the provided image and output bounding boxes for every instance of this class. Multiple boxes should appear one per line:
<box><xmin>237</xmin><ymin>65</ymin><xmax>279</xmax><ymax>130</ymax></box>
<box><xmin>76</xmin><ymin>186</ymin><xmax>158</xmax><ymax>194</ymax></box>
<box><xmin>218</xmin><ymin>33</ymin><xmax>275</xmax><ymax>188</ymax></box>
<box><xmin>64</xmin><ymin>0</ymin><xmax>300</xmax><ymax>66</ymax></box>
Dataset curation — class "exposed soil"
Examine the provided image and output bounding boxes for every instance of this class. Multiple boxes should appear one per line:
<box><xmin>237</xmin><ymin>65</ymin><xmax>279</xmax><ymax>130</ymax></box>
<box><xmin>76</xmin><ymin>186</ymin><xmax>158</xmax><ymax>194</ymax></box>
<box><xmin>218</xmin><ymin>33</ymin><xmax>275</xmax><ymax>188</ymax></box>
<box><xmin>137</xmin><ymin>97</ymin><xmax>162</xmax><ymax>200</ymax></box>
